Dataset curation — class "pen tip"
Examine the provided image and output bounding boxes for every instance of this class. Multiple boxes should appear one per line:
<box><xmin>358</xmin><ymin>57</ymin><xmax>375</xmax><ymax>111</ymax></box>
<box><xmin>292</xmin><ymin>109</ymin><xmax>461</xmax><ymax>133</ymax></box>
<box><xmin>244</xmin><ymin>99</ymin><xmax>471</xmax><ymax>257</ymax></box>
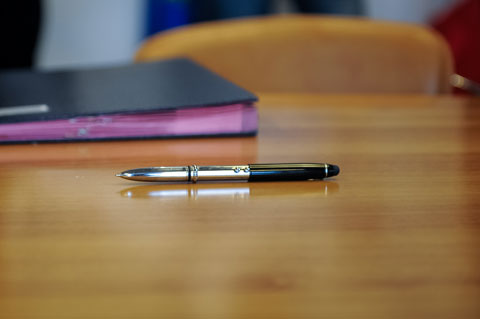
<box><xmin>116</xmin><ymin>173</ymin><xmax>123</xmax><ymax>177</ymax></box>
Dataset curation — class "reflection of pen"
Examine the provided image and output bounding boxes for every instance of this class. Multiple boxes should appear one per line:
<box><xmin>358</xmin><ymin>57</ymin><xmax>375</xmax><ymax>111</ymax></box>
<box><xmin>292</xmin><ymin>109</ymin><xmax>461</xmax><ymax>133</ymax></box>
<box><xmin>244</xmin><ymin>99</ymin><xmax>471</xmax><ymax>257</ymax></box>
<box><xmin>120</xmin><ymin>182</ymin><xmax>339</xmax><ymax>199</ymax></box>
<box><xmin>116</xmin><ymin>163</ymin><xmax>340</xmax><ymax>183</ymax></box>
<box><xmin>121</xmin><ymin>186</ymin><xmax>250</xmax><ymax>199</ymax></box>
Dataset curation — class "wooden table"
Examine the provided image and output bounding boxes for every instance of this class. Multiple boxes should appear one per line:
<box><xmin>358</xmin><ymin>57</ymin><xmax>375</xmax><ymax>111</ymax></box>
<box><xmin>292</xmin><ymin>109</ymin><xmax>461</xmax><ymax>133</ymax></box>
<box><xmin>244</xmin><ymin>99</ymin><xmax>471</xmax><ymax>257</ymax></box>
<box><xmin>1</xmin><ymin>94</ymin><xmax>479</xmax><ymax>318</ymax></box>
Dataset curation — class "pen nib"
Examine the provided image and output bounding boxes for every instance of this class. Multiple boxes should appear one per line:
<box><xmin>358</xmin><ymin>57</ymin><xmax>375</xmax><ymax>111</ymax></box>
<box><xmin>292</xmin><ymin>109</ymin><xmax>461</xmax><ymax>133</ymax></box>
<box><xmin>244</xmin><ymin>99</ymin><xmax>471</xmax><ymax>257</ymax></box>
<box><xmin>116</xmin><ymin>173</ymin><xmax>124</xmax><ymax>177</ymax></box>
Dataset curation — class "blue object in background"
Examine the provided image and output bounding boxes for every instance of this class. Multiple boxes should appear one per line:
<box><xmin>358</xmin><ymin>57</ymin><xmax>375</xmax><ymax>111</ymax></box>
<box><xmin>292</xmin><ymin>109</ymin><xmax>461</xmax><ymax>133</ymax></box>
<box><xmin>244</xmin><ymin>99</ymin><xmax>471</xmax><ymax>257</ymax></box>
<box><xmin>145</xmin><ymin>0</ymin><xmax>364</xmax><ymax>37</ymax></box>
<box><xmin>217</xmin><ymin>0</ymin><xmax>269</xmax><ymax>18</ymax></box>
<box><xmin>146</xmin><ymin>0</ymin><xmax>190</xmax><ymax>36</ymax></box>
<box><xmin>190</xmin><ymin>0</ymin><xmax>269</xmax><ymax>22</ymax></box>
<box><xmin>296</xmin><ymin>0</ymin><xmax>363</xmax><ymax>15</ymax></box>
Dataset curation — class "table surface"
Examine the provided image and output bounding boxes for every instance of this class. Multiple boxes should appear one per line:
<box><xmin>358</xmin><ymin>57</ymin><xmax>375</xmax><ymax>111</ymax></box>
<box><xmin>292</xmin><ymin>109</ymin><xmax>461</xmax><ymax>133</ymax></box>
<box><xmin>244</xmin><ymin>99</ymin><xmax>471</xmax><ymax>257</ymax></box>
<box><xmin>1</xmin><ymin>94</ymin><xmax>479</xmax><ymax>318</ymax></box>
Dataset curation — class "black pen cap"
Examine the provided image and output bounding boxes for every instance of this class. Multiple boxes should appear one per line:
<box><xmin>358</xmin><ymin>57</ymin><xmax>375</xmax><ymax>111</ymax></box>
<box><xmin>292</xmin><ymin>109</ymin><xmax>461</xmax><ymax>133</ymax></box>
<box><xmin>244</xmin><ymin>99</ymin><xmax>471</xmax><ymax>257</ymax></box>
<box><xmin>248</xmin><ymin>163</ymin><xmax>340</xmax><ymax>181</ymax></box>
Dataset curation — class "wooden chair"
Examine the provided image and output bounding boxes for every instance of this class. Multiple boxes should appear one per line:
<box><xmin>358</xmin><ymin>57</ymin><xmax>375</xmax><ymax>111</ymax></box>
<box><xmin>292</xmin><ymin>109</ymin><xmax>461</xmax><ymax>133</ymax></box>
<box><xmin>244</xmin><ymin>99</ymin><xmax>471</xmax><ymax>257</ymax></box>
<box><xmin>136</xmin><ymin>15</ymin><xmax>453</xmax><ymax>94</ymax></box>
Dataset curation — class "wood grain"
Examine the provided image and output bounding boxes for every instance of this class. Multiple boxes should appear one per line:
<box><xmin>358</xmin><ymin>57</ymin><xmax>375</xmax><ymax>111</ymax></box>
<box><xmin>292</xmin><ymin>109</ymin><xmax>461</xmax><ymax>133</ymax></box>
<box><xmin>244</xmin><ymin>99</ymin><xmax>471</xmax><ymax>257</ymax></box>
<box><xmin>0</xmin><ymin>94</ymin><xmax>479</xmax><ymax>318</ymax></box>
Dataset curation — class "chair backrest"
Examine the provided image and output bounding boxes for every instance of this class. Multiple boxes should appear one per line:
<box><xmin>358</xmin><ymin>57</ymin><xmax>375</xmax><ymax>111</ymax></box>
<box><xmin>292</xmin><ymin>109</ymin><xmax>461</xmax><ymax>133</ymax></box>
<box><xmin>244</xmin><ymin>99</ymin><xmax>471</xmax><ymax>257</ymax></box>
<box><xmin>136</xmin><ymin>15</ymin><xmax>453</xmax><ymax>94</ymax></box>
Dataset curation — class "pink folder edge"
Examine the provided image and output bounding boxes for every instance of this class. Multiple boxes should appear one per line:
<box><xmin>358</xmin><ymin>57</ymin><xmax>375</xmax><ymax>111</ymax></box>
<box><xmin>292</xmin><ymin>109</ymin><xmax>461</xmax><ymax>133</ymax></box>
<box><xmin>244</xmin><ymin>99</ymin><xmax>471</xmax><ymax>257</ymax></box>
<box><xmin>0</xmin><ymin>103</ymin><xmax>258</xmax><ymax>142</ymax></box>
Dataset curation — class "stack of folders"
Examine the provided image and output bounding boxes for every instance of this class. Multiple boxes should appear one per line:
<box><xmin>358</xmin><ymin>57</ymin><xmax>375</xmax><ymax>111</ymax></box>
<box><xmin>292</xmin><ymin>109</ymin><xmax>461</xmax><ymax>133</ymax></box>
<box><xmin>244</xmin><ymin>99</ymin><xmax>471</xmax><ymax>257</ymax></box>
<box><xmin>0</xmin><ymin>58</ymin><xmax>258</xmax><ymax>143</ymax></box>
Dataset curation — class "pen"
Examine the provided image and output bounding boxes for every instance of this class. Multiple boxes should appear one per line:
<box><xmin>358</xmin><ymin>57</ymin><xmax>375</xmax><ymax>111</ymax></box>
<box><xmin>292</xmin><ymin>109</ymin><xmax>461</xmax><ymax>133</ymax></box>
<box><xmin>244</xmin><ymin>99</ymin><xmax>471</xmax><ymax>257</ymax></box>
<box><xmin>116</xmin><ymin>163</ymin><xmax>340</xmax><ymax>183</ymax></box>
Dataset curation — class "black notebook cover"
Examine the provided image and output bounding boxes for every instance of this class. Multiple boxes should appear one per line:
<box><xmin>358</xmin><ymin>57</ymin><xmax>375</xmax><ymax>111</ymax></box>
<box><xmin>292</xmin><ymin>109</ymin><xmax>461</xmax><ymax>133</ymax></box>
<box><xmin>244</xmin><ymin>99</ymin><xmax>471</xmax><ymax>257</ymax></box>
<box><xmin>0</xmin><ymin>58</ymin><xmax>258</xmax><ymax>142</ymax></box>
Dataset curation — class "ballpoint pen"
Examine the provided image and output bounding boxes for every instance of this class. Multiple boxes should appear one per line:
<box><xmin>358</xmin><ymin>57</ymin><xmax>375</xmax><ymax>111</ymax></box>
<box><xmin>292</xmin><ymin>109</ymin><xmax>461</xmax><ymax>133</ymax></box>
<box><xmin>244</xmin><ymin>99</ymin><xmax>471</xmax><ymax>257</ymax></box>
<box><xmin>116</xmin><ymin>163</ymin><xmax>340</xmax><ymax>183</ymax></box>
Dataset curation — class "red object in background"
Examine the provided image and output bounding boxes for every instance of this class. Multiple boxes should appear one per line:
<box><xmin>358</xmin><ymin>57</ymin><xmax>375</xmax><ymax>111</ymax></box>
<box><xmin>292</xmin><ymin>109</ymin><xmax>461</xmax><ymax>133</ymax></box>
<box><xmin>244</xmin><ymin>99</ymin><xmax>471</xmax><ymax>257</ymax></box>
<box><xmin>433</xmin><ymin>0</ymin><xmax>480</xmax><ymax>86</ymax></box>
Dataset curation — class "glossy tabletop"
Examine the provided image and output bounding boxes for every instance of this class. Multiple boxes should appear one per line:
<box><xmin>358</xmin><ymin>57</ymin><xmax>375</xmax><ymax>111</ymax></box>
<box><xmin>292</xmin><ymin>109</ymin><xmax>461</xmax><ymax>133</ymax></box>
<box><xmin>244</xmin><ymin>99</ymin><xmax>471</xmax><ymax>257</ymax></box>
<box><xmin>1</xmin><ymin>94</ymin><xmax>479</xmax><ymax>318</ymax></box>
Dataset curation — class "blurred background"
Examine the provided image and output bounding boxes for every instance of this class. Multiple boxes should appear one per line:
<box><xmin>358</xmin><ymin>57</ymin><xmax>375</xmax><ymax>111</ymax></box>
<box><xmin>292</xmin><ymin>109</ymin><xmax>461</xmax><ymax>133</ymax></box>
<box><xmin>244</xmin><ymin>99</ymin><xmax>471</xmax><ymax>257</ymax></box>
<box><xmin>0</xmin><ymin>0</ymin><xmax>478</xmax><ymax>83</ymax></box>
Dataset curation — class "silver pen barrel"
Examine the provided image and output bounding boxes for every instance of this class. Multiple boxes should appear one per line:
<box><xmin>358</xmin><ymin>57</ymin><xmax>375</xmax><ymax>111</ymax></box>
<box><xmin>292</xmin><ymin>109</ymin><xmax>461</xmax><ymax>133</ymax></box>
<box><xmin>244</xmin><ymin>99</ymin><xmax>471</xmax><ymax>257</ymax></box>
<box><xmin>191</xmin><ymin>165</ymin><xmax>250</xmax><ymax>182</ymax></box>
<box><xmin>117</xmin><ymin>165</ymin><xmax>251</xmax><ymax>182</ymax></box>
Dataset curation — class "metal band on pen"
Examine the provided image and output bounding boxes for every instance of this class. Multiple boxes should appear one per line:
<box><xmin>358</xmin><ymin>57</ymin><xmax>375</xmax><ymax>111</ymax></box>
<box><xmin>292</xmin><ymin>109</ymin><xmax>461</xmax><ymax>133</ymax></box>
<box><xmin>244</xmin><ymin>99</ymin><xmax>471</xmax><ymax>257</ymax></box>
<box><xmin>190</xmin><ymin>165</ymin><xmax>199</xmax><ymax>183</ymax></box>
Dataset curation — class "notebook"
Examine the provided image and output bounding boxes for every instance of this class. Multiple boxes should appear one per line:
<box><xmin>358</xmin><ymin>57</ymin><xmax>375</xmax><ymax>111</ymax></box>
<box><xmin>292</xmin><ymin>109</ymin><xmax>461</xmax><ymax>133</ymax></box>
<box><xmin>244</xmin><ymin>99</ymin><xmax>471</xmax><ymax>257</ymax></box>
<box><xmin>0</xmin><ymin>58</ymin><xmax>258</xmax><ymax>143</ymax></box>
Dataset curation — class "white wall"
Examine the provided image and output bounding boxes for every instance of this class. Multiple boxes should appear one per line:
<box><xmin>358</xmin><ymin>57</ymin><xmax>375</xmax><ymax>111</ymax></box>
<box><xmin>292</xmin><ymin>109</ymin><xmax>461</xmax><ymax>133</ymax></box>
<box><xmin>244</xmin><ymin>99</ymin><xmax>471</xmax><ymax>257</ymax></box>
<box><xmin>365</xmin><ymin>0</ymin><xmax>458</xmax><ymax>24</ymax></box>
<box><xmin>36</xmin><ymin>0</ymin><xmax>146</xmax><ymax>70</ymax></box>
